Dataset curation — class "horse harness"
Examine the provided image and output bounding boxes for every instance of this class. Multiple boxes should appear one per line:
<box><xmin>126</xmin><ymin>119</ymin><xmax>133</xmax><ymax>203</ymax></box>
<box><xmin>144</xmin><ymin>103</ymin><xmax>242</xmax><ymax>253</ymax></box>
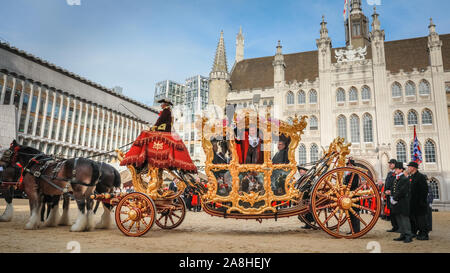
<box><xmin>21</xmin><ymin>155</ymin><xmax>98</xmax><ymax>197</ymax></box>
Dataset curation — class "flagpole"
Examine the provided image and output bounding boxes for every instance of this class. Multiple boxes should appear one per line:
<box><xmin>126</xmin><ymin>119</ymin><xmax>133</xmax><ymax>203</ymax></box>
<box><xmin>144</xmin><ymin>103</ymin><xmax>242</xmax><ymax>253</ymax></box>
<box><xmin>348</xmin><ymin>0</ymin><xmax>352</xmax><ymax>48</ymax></box>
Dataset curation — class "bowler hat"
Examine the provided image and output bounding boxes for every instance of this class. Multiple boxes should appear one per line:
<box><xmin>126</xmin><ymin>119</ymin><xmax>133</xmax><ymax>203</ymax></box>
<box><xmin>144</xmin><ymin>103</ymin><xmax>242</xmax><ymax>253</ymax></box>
<box><xmin>394</xmin><ymin>162</ymin><xmax>405</xmax><ymax>170</ymax></box>
<box><xmin>407</xmin><ymin>161</ymin><xmax>419</xmax><ymax>169</ymax></box>
<box><xmin>388</xmin><ymin>159</ymin><xmax>397</xmax><ymax>164</ymax></box>
<box><xmin>157</xmin><ymin>98</ymin><xmax>173</xmax><ymax>106</ymax></box>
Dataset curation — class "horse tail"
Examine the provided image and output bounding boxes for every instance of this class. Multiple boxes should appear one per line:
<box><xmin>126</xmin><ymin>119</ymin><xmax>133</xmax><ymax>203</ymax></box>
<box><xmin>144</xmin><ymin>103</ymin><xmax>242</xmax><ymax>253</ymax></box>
<box><xmin>113</xmin><ymin>168</ymin><xmax>121</xmax><ymax>188</ymax></box>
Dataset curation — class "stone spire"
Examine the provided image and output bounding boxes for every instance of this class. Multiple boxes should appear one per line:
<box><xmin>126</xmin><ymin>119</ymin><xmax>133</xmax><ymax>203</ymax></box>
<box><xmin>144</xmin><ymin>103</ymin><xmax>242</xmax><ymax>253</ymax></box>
<box><xmin>371</xmin><ymin>6</ymin><xmax>381</xmax><ymax>31</ymax></box>
<box><xmin>273</xmin><ymin>40</ymin><xmax>286</xmax><ymax>86</ymax></box>
<box><xmin>320</xmin><ymin>15</ymin><xmax>329</xmax><ymax>39</ymax></box>
<box><xmin>350</xmin><ymin>0</ymin><xmax>362</xmax><ymax>14</ymax></box>
<box><xmin>429</xmin><ymin>18</ymin><xmax>437</xmax><ymax>34</ymax></box>
<box><xmin>209</xmin><ymin>30</ymin><xmax>230</xmax><ymax>109</ymax></box>
<box><xmin>235</xmin><ymin>26</ymin><xmax>244</xmax><ymax>63</ymax></box>
<box><xmin>211</xmin><ymin>30</ymin><xmax>228</xmax><ymax>76</ymax></box>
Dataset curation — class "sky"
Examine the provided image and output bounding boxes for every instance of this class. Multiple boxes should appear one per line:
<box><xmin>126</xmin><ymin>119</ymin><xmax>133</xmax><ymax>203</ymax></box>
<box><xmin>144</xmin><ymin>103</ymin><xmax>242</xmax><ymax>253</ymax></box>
<box><xmin>1</xmin><ymin>0</ymin><xmax>450</xmax><ymax>106</ymax></box>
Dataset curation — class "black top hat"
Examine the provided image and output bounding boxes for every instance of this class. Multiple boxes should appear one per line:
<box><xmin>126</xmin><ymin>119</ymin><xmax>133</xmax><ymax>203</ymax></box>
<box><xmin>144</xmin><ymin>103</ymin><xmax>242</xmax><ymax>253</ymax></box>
<box><xmin>394</xmin><ymin>162</ymin><xmax>405</xmax><ymax>170</ymax></box>
<box><xmin>407</xmin><ymin>161</ymin><xmax>419</xmax><ymax>169</ymax></box>
<box><xmin>388</xmin><ymin>159</ymin><xmax>397</xmax><ymax>164</ymax></box>
<box><xmin>346</xmin><ymin>159</ymin><xmax>356</xmax><ymax>166</ymax></box>
<box><xmin>157</xmin><ymin>98</ymin><xmax>173</xmax><ymax>106</ymax></box>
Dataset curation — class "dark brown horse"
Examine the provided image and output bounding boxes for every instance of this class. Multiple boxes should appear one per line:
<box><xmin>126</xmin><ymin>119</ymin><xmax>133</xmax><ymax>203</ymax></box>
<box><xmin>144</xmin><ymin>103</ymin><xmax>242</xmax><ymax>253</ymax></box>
<box><xmin>0</xmin><ymin>140</ymin><xmax>101</xmax><ymax>231</ymax></box>
<box><xmin>0</xmin><ymin>163</ymin><xmax>21</xmax><ymax>222</ymax></box>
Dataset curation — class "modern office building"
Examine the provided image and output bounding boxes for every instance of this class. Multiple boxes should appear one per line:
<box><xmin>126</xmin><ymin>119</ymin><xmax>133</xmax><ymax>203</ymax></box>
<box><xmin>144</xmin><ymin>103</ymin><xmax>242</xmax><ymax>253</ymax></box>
<box><xmin>0</xmin><ymin>42</ymin><xmax>159</xmax><ymax>161</ymax></box>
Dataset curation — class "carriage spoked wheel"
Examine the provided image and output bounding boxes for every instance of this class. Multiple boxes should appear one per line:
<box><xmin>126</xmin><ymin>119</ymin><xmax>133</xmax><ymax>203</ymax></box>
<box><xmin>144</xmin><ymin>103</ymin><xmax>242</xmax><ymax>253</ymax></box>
<box><xmin>310</xmin><ymin>167</ymin><xmax>381</xmax><ymax>239</ymax></box>
<box><xmin>115</xmin><ymin>192</ymin><xmax>156</xmax><ymax>237</ymax></box>
<box><xmin>155</xmin><ymin>196</ymin><xmax>187</xmax><ymax>229</ymax></box>
<box><xmin>299</xmin><ymin>199</ymin><xmax>347</xmax><ymax>230</ymax></box>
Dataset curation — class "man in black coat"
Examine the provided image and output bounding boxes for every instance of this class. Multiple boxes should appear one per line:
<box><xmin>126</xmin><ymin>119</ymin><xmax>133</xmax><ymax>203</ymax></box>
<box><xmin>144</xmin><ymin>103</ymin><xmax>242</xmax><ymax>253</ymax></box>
<box><xmin>407</xmin><ymin>161</ymin><xmax>429</xmax><ymax>240</ymax></box>
<box><xmin>391</xmin><ymin>162</ymin><xmax>413</xmax><ymax>243</ymax></box>
<box><xmin>384</xmin><ymin>159</ymin><xmax>399</xmax><ymax>232</ymax></box>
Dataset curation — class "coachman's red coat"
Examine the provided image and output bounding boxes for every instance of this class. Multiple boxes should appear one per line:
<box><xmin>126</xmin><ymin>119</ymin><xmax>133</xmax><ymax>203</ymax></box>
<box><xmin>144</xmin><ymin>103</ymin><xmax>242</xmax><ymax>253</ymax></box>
<box><xmin>120</xmin><ymin>106</ymin><xmax>197</xmax><ymax>173</ymax></box>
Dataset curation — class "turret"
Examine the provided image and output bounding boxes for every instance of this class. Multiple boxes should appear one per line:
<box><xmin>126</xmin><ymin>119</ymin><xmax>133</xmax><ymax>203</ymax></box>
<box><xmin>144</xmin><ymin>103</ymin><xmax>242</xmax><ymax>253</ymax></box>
<box><xmin>235</xmin><ymin>26</ymin><xmax>244</xmax><ymax>63</ymax></box>
<box><xmin>272</xmin><ymin>40</ymin><xmax>286</xmax><ymax>87</ymax></box>
<box><xmin>208</xmin><ymin>30</ymin><xmax>231</xmax><ymax>109</ymax></box>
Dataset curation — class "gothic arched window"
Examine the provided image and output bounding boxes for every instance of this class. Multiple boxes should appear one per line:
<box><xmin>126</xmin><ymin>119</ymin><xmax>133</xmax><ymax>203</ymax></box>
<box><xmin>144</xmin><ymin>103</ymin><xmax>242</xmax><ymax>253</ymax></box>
<box><xmin>309</xmin><ymin>90</ymin><xmax>318</xmax><ymax>104</ymax></box>
<box><xmin>349</xmin><ymin>87</ymin><xmax>358</xmax><ymax>101</ymax></box>
<box><xmin>429</xmin><ymin>178</ymin><xmax>440</xmax><ymax>200</ymax></box>
<box><xmin>405</xmin><ymin>81</ymin><xmax>416</xmax><ymax>96</ymax></box>
<box><xmin>419</xmin><ymin>80</ymin><xmax>431</xmax><ymax>95</ymax></box>
<box><xmin>392</xmin><ymin>82</ymin><xmax>402</xmax><ymax>97</ymax></box>
<box><xmin>350</xmin><ymin>114</ymin><xmax>360</xmax><ymax>143</ymax></box>
<box><xmin>336</xmin><ymin>88</ymin><xmax>345</xmax><ymax>103</ymax></box>
<box><xmin>363</xmin><ymin>113</ymin><xmax>373</xmax><ymax>142</ymax></box>
<box><xmin>297</xmin><ymin>90</ymin><xmax>306</xmax><ymax>104</ymax></box>
<box><xmin>394</xmin><ymin>111</ymin><xmax>405</xmax><ymax>126</ymax></box>
<box><xmin>396</xmin><ymin>141</ymin><xmax>407</xmax><ymax>163</ymax></box>
<box><xmin>310</xmin><ymin>115</ymin><xmax>318</xmax><ymax>130</ymax></box>
<box><xmin>286</xmin><ymin>91</ymin><xmax>294</xmax><ymax>105</ymax></box>
<box><xmin>425</xmin><ymin>140</ymin><xmax>436</xmax><ymax>163</ymax></box>
<box><xmin>310</xmin><ymin>144</ymin><xmax>319</xmax><ymax>162</ymax></box>
<box><xmin>361</xmin><ymin>86</ymin><xmax>371</xmax><ymax>100</ymax></box>
<box><xmin>337</xmin><ymin>115</ymin><xmax>347</xmax><ymax>140</ymax></box>
<box><xmin>298</xmin><ymin>144</ymin><xmax>307</xmax><ymax>165</ymax></box>
<box><xmin>422</xmin><ymin>109</ymin><xmax>433</xmax><ymax>125</ymax></box>
<box><xmin>407</xmin><ymin>110</ymin><xmax>418</xmax><ymax>125</ymax></box>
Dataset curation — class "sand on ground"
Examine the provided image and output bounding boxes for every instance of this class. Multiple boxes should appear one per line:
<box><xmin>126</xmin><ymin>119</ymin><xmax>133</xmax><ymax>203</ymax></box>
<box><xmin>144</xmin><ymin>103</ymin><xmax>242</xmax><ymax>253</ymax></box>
<box><xmin>1</xmin><ymin>199</ymin><xmax>449</xmax><ymax>253</ymax></box>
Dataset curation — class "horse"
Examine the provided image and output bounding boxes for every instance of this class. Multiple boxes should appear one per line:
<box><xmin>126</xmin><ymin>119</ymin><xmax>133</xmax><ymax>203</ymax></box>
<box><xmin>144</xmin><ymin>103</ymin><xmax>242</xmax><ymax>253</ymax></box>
<box><xmin>0</xmin><ymin>140</ymin><xmax>100</xmax><ymax>231</ymax></box>
<box><xmin>91</xmin><ymin>161</ymin><xmax>121</xmax><ymax>229</ymax></box>
<box><xmin>40</xmin><ymin>161</ymin><xmax>121</xmax><ymax>229</ymax></box>
<box><xmin>0</xmin><ymin>164</ymin><xmax>21</xmax><ymax>222</ymax></box>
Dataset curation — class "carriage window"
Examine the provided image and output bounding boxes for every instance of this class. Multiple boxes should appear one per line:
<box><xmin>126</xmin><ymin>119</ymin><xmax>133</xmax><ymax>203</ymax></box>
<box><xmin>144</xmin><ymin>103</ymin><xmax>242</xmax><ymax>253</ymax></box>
<box><xmin>239</xmin><ymin>171</ymin><xmax>265</xmax><ymax>197</ymax></box>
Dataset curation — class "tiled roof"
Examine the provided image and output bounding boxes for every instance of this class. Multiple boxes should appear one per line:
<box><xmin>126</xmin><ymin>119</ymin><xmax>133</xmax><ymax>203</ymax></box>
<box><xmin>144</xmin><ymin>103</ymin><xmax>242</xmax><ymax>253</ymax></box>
<box><xmin>230</xmin><ymin>34</ymin><xmax>450</xmax><ymax>91</ymax></box>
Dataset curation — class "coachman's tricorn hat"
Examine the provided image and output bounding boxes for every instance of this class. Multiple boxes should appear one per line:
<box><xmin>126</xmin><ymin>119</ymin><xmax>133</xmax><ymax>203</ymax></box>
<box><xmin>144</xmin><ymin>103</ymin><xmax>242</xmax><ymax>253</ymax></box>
<box><xmin>157</xmin><ymin>98</ymin><xmax>173</xmax><ymax>106</ymax></box>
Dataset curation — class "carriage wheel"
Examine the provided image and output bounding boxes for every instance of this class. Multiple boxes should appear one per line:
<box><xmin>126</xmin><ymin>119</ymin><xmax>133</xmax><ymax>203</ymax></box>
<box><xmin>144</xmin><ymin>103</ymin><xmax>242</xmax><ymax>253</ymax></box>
<box><xmin>311</xmin><ymin>167</ymin><xmax>381</xmax><ymax>239</ymax></box>
<box><xmin>115</xmin><ymin>192</ymin><xmax>156</xmax><ymax>237</ymax></box>
<box><xmin>298</xmin><ymin>199</ymin><xmax>346</xmax><ymax>231</ymax></box>
<box><xmin>155</xmin><ymin>197</ymin><xmax>187</xmax><ymax>229</ymax></box>
<box><xmin>298</xmin><ymin>213</ymin><xmax>320</xmax><ymax>230</ymax></box>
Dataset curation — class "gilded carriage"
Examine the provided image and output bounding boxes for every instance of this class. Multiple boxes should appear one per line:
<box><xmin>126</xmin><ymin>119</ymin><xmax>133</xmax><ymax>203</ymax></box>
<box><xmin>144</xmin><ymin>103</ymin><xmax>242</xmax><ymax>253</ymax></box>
<box><xmin>93</xmin><ymin>108</ymin><xmax>381</xmax><ymax>238</ymax></box>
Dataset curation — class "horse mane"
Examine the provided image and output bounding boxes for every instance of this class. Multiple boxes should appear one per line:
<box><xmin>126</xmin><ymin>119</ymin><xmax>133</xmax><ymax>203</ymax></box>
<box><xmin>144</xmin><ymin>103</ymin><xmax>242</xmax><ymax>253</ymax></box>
<box><xmin>19</xmin><ymin>145</ymin><xmax>42</xmax><ymax>155</ymax></box>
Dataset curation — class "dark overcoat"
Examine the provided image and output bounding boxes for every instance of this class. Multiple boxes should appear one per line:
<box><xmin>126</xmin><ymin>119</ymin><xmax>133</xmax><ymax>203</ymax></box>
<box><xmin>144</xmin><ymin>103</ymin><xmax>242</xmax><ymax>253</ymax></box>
<box><xmin>391</xmin><ymin>174</ymin><xmax>410</xmax><ymax>216</ymax></box>
<box><xmin>409</xmin><ymin>171</ymin><xmax>428</xmax><ymax>215</ymax></box>
<box><xmin>384</xmin><ymin>171</ymin><xmax>396</xmax><ymax>209</ymax></box>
